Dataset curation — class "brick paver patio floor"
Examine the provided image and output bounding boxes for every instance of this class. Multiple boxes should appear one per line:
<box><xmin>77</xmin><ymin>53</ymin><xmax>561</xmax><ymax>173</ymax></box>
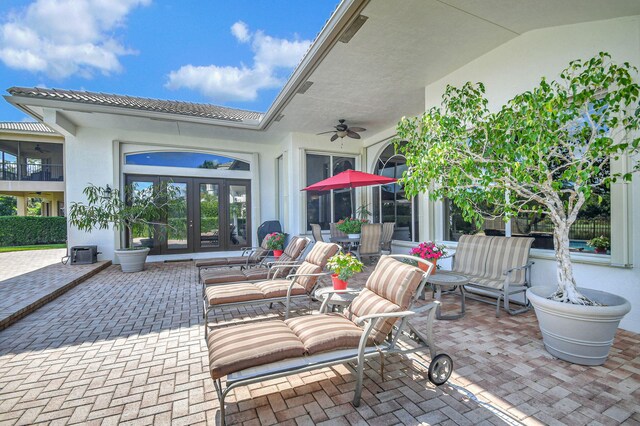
<box><xmin>0</xmin><ymin>261</ymin><xmax>638</xmax><ymax>425</ymax></box>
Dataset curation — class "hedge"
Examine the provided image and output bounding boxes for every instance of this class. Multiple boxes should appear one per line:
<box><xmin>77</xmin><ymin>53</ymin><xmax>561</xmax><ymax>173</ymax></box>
<box><xmin>0</xmin><ymin>216</ymin><xmax>67</xmax><ymax>246</ymax></box>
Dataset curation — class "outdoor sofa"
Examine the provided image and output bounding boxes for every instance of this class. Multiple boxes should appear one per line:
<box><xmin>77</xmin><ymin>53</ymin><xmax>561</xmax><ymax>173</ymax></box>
<box><xmin>206</xmin><ymin>255</ymin><xmax>452</xmax><ymax>425</ymax></box>
<box><xmin>451</xmin><ymin>234</ymin><xmax>535</xmax><ymax>316</ymax></box>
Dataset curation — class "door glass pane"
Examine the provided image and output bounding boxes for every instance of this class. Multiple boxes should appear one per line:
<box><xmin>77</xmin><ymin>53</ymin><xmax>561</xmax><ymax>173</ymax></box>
<box><xmin>200</xmin><ymin>183</ymin><xmax>220</xmax><ymax>248</ymax></box>
<box><xmin>306</xmin><ymin>154</ymin><xmax>331</xmax><ymax>229</ymax></box>
<box><xmin>228</xmin><ymin>185</ymin><xmax>248</xmax><ymax>247</ymax></box>
<box><xmin>130</xmin><ymin>181</ymin><xmax>156</xmax><ymax>249</ymax></box>
<box><xmin>332</xmin><ymin>156</ymin><xmax>355</xmax><ymax>221</ymax></box>
<box><xmin>167</xmin><ymin>182</ymin><xmax>188</xmax><ymax>250</ymax></box>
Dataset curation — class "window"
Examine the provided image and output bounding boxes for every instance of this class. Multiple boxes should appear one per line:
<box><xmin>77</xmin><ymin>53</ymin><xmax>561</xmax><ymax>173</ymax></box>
<box><xmin>305</xmin><ymin>153</ymin><xmax>355</xmax><ymax>230</ymax></box>
<box><xmin>372</xmin><ymin>143</ymin><xmax>419</xmax><ymax>242</ymax></box>
<box><xmin>444</xmin><ymin>192</ymin><xmax>611</xmax><ymax>253</ymax></box>
<box><xmin>126</xmin><ymin>151</ymin><xmax>250</xmax><ymax>171</ymax></box>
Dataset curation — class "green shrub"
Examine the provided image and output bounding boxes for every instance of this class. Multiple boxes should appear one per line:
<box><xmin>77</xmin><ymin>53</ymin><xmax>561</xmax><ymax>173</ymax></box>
<box><xmin>0</xmin><ymin>216</ymin><xmax>67</xmax><ymax>246</ymax></box>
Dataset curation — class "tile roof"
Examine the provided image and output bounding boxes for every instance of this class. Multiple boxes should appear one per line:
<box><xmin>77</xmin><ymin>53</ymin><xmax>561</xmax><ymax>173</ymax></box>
<box><xmin>0</xmin><ymin>121</ymin><xmax>57</xmax><ymax>134</ymax></box>
<box><xmin>7</xmin><ymin>87</ymin><xmax>264</xmax><ymax>123</ymax></box>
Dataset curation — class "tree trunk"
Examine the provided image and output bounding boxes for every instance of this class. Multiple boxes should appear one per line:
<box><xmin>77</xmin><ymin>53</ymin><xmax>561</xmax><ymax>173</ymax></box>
<box><xmin>552</xmin><ymin>222</ymin><xmax>597</xmax><ymax>305</ymax></box>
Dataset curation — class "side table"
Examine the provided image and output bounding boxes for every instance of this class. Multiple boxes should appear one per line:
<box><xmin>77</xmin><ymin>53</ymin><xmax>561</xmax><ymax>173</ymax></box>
<box><xmin>426</xmin><ymin>271</ymin><xmax>469</xmax><ymax>320</ymax></box>
<box><xmin>314</xmin><ymin>286</ymin><xmax>359</xmax><ymax>312</ymax></box>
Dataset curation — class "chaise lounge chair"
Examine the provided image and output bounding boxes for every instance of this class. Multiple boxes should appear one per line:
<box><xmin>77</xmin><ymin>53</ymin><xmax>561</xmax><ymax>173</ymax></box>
<box><xmin>200</xmin><ymin>236</ymin><xmax>310</xmax><ymax>286</ymax></box>
<box><xmin>203</xmin><ymin>241</ymin><xmax>340</xmax><ymax>335</ymax></box>
<box><xmin>206</xmin><ymin>255</ymin><xmax>452</xmax><ymax>425</ymax></box>
<box><xmin>195</xmin><ymin>235</ymin><xmax>272</xmax><ymax>270</ymax></box>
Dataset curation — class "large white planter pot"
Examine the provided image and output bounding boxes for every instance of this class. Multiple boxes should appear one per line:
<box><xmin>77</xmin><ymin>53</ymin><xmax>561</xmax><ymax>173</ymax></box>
<box><xmin>527</xmin><ymin>286</ymin><xmax>631</xmax><ymax>365</ymax></box>
<box><xmin>115</xmin><ymin>247</ymin><xmax>150</xmax><ymax>273</ymax></box>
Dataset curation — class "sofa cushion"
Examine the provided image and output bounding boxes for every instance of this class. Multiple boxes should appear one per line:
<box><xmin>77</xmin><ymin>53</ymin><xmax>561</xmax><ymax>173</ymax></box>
<box><xmin>285</xmin><ymin>313</ymin><xmax>363</xmax><ymax>355</ymax></box>
<box><xmin>207</xmin><ymin>321</ymin><xmax>305</xmax><ymax>380</ymax></box>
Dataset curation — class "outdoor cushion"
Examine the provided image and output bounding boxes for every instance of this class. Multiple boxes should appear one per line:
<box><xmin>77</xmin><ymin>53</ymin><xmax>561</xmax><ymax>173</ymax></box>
<box><xmin>345</xmin><ymin>288</ymin><xmax>401</xmax><ymax>344</ymax></box>
<box><xmin>305</xmin><ymin>241</ymin><xmax>340</xmax><ymax>268</ymax></box>
<box><xmin>205</xmin><ymin>283</ymin><xmax>265</xmax><ymax>305</ymax></box>
<box><xmin>359</xmin><ymin>223</ymin><xmax>382</xmax><ymax>256</ymax></box>
<box><xmin>453</xmin><ymin>235</ymin><xmax>494</xmax><ymax>277</ymax></box>
<box><xmin>207</xmin><ymin>321</ymin><xmax>306</xmax><ymax>380</ymax></box>
<box><xmin>365</xmin><ymin>255</ymin><xmax>423</xmax><ymax>309</ymax></box>
<box><xmin>201</xmin><ymin>269</ymin><xmax>247</xmax><ymax>285</ymax></box>
<box><xmin>290</xmin><ymin>262</ymin><xmax>323</xmax><ymax>292</ymax></box>
<box><xmin>483</xmin><ymin>237</ymin><xmax>534</xmax><ymax>285</ymax></box>
<box><xmin>196</xmin><ymin>257</ymin><xmax>230</xmax><ymax>268</ymax></box>
<box><xmin>465</xmin><ymin>275</ymin><xmax>505</xmax><ymax>290</ymax></box>
<box><xmin>285</xmin><ymin>313</ymin><xmax>363</xmax><ymax>355</ymax></box>
<box><xmin>254</xmin><ymin>280</ymin><xmax>306</xmax><ymax>299</ymax></box>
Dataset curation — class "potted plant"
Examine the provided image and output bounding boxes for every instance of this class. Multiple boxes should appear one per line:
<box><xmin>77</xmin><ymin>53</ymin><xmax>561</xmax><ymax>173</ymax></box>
<box><xmin>68</xmin><ymin>183</ymin><xmax>179</xmax><ymax>273</ymax></box>
<box><xmin>265</xmin><ymin>232</ymin><xmax>286</xmax><ymax>258</ymax></box>
<box><xmin>396</xmin><ymin>52</ymin><xmax>639</xmax><ymax>365</ymax></box>
<box><xmin>326</xmin><ymin>252</ymin><xmax>364</xmax><ymax>290</ymax></box>
<box><xmin>336</xmin><ymin>217</ymin><xmax>368</xmax><ymax>238</ymax></box>
<box><xmin>410</xmin><ymin>241</ymin><xmax>447</xmax><ymax>274</ymax></box>
<box><xmin>587</xmin><ymin>236</ymin><xmax>610</xmax><ymax>254</ymax></box>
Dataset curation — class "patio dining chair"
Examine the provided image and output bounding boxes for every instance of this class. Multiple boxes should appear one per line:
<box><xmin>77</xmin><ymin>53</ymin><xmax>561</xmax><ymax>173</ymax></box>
<box><xmin>310</xmin><ymin>223</ymin><xmax>324</xmax><ymax>242</ymax></box>
<box><xmin>200</xmin><ymin>236</ymin><xmax>310</xmax><ymax>287</ymax></box>
<box><xmin>381</xmin><ymin>222</ymin><xmax>395</xmax><ymax>254</ymax></box>
<box><xmin>195</xmin><ymin>234</ymin><xmax>271</xmax><ymax>270</ymax></box>
<box><xmin>330</xmin><ymin>222</ymin><xmax>347</xmax><ymax>239</ymax></box>
<box><xmin>354</xmin><ymin>223</ymin><xmax>382</xmax><ymax>263</ymax></box>
<box><xmin>206</xmin><ymin>255</ymin><xmax>451</xmax><ymax>425</ymax></box>
<box><xmin>203</xmin><ymin>241</ymin><xmax>340</xmax><ymax>336</ymax></box>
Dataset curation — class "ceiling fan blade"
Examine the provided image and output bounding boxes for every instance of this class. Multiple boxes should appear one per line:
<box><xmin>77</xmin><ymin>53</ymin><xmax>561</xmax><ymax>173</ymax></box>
<box><xmin>317</xmin><ymin>131</ymin><xmax>336</xmax><ymax>135</ymax></box>
<box><xmin>347</xmin><ymin>131</ymin><xmax>361</xmax><ymax>139</ymax></box>
<box><xmin>349</xmin><ymin>127</ymin><xmax>366</xmax><ymax>132</ymax></box>
<box><xmin>330</xmin><ymin>134</ymin><xmax>339</xmax><ymax>142</ymax></box>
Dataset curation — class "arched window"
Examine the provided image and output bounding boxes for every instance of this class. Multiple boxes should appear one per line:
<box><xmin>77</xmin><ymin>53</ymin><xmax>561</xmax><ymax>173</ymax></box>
<box><xmin>372</xmin><ymin>142</ymin><xmax>419</xmax><ymax>241</ymax></box>
<box><xmin>125</xmin><ymin>151</ymin><xmax>250</xmax><ymax>171</ymax></box>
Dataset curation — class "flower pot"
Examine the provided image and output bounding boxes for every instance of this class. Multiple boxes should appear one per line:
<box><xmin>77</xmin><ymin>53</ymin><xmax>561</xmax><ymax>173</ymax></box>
<box><xmin>347</xmin><ymin>233</ymin><xmax>360</xmax><ymax>239</ymax></box>
<box><xmin>527</xmin><ymin>286</ymin><xmax>631</xmax><ymax>365</ymax></box>
<box><xmin>273</xmin><ymin>249</ymin><xmax>283</xmax><ymax>258</ymax></box>
<box><xmin>115</xmin><ymin>247</ymin><xmax>150</xmax><ymax>273</ymax></box>
<box><xmin>594</xmin><ymin>247</ymin><xmax>607</xmax><ymax>254</ymax></box>
<box><xmin>418</xmin><ymin>259</ymin><xmax>437</xmax><ymax>274</ymax></box>
<box><xmin>331</xmin><ymin>274</ymin><xmax>348</xmax><ymax>290</ymax></box>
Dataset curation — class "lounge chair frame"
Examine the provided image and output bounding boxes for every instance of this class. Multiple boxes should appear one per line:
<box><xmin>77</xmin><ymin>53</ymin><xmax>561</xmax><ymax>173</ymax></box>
<box><xmin>210</xmin><ymin>255</ymin><xmax>451</xmax><ymax>425</ymax></box>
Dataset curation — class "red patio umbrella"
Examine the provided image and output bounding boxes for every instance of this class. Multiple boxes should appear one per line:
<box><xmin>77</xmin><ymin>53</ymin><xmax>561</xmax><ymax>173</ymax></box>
<box><xmin>302</xmin><ymin>169</ymin><xmax>397</xmax><ymax>192</ymax></box>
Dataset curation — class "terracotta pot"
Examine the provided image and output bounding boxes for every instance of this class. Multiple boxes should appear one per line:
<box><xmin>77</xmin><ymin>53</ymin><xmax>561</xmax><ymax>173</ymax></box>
<box><xmin>418</xmin><ymin>258</ymin><xmax>437</xmax><ymax>274</ymax></box>
<box><xmin>273</xmin><ymin>249</ymin><xmax>283</xmax><ymax>258</ymax></box>
<box><xmin>594</xmin><ymin>247</ymin><xmax>607</xmax><ymax>254</ymax></box>
<box><xmin>331</xmin><ymin>274</ymin><xmax>348</xmax><ymax>290</ymax></box>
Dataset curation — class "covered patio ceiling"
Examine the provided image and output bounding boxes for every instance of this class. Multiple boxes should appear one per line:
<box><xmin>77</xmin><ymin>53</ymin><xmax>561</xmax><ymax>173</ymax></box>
<box><xmin>6</xmin><ymin>0</ymin><xmax>640</xmax><ymax>143</ymax></box>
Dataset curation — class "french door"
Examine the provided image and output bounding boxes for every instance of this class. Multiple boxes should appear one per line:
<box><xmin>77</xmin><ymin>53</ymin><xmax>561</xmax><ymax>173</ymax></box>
<box><xmin>125</xmin><ymin>175</ymin><xmax>251</xmax><ymax>254</ymax></box>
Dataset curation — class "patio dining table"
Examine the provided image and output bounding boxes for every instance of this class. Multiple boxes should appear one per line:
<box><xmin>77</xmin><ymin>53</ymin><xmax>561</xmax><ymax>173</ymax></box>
<box><xmin>329</xmin><ymin>235</ymin><xmax>360</xmax><ymax>254</ymax></box>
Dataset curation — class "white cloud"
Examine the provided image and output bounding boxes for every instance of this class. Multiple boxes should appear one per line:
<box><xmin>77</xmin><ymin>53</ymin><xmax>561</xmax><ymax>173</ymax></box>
<box><xmin>0</xmin><ymin>0</ymin><xmax>150</xmax><ymax>79</ymax></box>
<box><xmin>166</xmin><ymin>21</ymin><xmax>311</xmax><ymax>103</ymax></box>
<box><xmin>231</xmin><ymin>21</ymin><xmax>250</xmax><ymax>43</ymax></box>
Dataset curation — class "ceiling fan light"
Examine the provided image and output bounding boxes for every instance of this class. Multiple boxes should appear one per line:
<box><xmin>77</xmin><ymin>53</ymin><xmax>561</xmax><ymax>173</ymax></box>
<box><xmin>336</xmin><ymin>130</ymin><xmax>348</xmax><ymax>138</ymax></box>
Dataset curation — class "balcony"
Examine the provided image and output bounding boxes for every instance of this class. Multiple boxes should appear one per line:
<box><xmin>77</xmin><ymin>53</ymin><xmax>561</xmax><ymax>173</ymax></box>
<box><xmin>0</xmin><ymin>162</ymin><xmax>64</xmax><ymax>182</ymax></box>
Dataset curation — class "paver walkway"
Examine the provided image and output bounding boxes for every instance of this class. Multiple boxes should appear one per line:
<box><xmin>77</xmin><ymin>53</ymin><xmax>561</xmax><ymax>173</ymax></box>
<box><xmin>0</xmin><ymin>249</ymin><xmax>110</xmax><ymax>330</ymax></box>
<box><xmin>0</xmin><ymin>261</ymin><xmax>638</xmax><ymax>425</ymax></box>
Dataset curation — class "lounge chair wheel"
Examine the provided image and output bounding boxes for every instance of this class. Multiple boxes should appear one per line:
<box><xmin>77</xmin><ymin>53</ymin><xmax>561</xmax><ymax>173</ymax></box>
<box><xmin>428</xmin><ymin>354</ymin><xmax>453</xmax><ymax>386</ymax></box>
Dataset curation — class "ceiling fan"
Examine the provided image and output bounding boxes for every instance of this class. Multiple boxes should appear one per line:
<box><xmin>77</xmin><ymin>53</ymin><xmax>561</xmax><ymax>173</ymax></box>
<box><xmin>318</xmin><ymin>119</ymin><xmax>366</xmax><ymax>141</ymax></box>
<box><xmin>34</xmin><ymin>144</ymin><xmax>49</xmax><ymax>153</ymax></box>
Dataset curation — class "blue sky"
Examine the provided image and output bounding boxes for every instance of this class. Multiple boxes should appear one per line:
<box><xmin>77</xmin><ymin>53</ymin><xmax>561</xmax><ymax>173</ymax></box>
<box><xmin>0</xmin><ymin>0</ymin><xmax>339</xmax><ymax>122</ymax></box>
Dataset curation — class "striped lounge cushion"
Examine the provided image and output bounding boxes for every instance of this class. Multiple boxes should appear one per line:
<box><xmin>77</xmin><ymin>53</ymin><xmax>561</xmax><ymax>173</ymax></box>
<box><xmin>195</xmin><ymin>257</ymin><xmax>229</xmax><ymax>268</ymax></box>
<box><xmin>285</xmin><ymin>313</ymin><xmax>364</xmax><ymax>354</ymax></box>
<box><xmin>289</xmin><ymin>261</ymin><xmax>323</xmax><ymax>292</ymax></box>
<box><xmin>201</xmin><ymin>269</ymin><xmax>247</xmax><ymax>285</ymax></box>
<box><xmin>344</xmin><ymin>288</ymin><xmax>401</xmax><ymax>344</ymax></box>
<box><xmin>254</xmin><ymin>280</ymin><xmax>306</xmax><ymax>298</ymax></box>
<box><xmin>364</xmin><ymin>255</ymin><xmax>423</xmax><ymax>308</ymax></box>
<box><xmin>305</xmin><ymin>242</ymin><xmax>340</xmax><ymax>268</ymax></box>
<box><xmin>205</xmin><ymin>283</ymin><xmax>265</xmax><ymax>306</ymax></box>
<box><xmin>207</xmin><ymin>321</ymin><xmax>305</xmax><ymax>380</ymax></box>
<box><xmin>453</xmin><ymin>235</ymin><xmax>494</xmax><ymax>276</ymax></box>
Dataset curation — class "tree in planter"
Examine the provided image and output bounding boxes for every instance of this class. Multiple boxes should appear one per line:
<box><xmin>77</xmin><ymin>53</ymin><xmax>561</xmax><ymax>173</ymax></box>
<box><xmin>68</xmin><ymin>183</ymin><xmax>180</xmax><ymax>249</ymax></box>
<box><xmin>396</xmin><ymin>52</ymin><xmax>640</xmax><ymax>305</ymax></box>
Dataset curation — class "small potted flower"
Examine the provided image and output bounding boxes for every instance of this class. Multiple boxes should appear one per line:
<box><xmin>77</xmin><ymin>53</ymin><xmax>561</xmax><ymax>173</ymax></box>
<box><xmin>587</xmin><ymin>236</ymin><xmax>610</xmax><ymax>254</ymax></box>
<box><xmin>265</xmin><ymin>232</ymin><xmax>286</xmax><ymax>258</ymax></box>
<box><xmin>410</xmin><ymin>241</ymin><xmax>447</xmax><ymax>274</ymax></box>
<box><xmin>336</xmin><ymin>217</ymin><xmax>369</xmax><ymax>238</ymax></box>
<box><xmin>326</xmin><ymin>252</ymin><xmax>364</xmax><ymax>290</ymax></box>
